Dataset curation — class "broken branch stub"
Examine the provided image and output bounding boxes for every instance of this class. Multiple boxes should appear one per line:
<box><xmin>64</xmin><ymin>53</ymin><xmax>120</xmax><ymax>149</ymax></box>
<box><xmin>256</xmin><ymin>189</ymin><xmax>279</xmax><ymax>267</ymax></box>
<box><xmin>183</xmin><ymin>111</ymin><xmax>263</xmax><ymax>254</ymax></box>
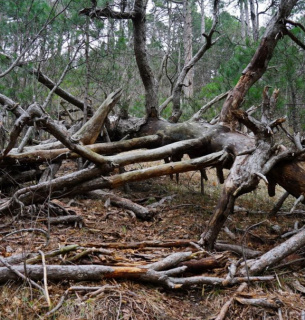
<box><xmin>72</xmin><ymin>88</ymin><xmax>122</xmax><ymax>145</ymax></box>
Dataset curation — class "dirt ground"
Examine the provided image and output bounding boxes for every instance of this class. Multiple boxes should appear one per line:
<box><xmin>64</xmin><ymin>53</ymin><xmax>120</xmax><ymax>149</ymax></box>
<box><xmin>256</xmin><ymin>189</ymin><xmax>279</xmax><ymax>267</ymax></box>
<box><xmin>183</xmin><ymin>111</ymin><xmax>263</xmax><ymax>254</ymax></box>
<box><xmin>1</xmin><ymin>160</ymin><xmax>305</xmax><ymax>319</ymax></box>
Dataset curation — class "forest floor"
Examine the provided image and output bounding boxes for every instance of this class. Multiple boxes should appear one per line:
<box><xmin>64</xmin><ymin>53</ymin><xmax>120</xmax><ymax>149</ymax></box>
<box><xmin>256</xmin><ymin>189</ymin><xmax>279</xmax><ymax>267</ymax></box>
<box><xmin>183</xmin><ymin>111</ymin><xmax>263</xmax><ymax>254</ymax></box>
<box><xmin>1</xmin><ymin>159</ymin><xmax>305</xmax><ymax>319</ymax></box>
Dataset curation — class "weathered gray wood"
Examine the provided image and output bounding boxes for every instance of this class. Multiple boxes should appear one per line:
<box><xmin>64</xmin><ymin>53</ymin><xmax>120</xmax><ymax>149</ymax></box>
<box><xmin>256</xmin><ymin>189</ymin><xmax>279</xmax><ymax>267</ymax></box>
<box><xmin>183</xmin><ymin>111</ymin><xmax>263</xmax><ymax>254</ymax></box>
<box><xmin>241</xmin><ymin>227</ymin><xmax>305</xmax><ymax>275</ymax></box>
<box><xmin>0</xmin><ymin>151</ymin><xmax>225</xmax><ymax>214</ymax></box>
<box><xmin>88</xmin><ymin>190</ymin><xmax>156</xmax><ymax>220</ymax></box>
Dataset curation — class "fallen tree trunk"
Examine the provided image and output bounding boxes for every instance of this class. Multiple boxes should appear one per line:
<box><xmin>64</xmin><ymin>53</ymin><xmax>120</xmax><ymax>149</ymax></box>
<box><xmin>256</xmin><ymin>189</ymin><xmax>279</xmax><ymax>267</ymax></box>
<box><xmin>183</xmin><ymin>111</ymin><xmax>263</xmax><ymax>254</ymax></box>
<box><xmin>1</xmin><ymin>135</ymin><xmax>161</xmax><ymax>166</ymax></box>
<box><xmin>0</xmin><ymin>264</ymin><xmax>274</xmax><ymax>288</ymax></box>
<box><xmin>0</xmin><ymin>151</ymin><xmax>225</xmax><ymax>214</ymax></box>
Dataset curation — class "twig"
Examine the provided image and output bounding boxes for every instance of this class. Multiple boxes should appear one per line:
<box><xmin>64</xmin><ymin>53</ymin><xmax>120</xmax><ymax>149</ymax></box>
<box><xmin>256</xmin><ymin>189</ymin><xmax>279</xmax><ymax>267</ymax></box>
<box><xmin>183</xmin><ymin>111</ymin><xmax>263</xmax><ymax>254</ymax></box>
<box><xmin>290</xmin><ymin>195</ymin><xmax>304</xmax><ymax>214</ymax></box>
<box><xmin>2</xmin><ymin>228</ymin><xmax>50</xmax><ymax>247</ymax></box>
<box><xmin>269</xmin><ymin>191</ymin><xmax>290</xmax><ymax>216</ymax></box>
<box><xmin>240</xmin><ymin>220</ymin><xmax>267</xmax><ymax>283</ymax></box>
<box><xmin>66</xmin><ymin>248</ymin><xmax>113</xmax><ymax>262</ymax></box>
<box><xmin>26</xmin><ymin>244</ymin><xmax>79</xmax><ymax>264</ymax></box>
<box><xmin>281</xmin><ymin>225</ymin><xmax>305</xmax><ymax>238</ymax></box>
<box><xmin>38</xmin><ymin>250</ymin><xmax>51</xmax><ymax>308</ymax></box>
<box><xmin>83</xmin><ymin>284</ymin><xmax>120</xmax><ymax>300</ymax></box>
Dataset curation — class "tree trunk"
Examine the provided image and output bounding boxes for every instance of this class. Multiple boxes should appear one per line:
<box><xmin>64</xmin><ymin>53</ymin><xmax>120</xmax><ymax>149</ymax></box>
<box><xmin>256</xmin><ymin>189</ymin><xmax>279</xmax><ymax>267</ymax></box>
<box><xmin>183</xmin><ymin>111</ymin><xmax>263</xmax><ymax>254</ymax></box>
<box><xmin>183</xmin><ymin>0</ymin><xmax>194</xmax><ymax>99</ymax></box>
<box><xmin>249</xmin><ymin>0</ymin><xmax>258</xmax><ymax>41</ymax></box>
<box><xmin>220</xmin><ymin>0</ymin><xmax>298</xmax><ymax>125</ymax></box>
<box><xmin>132</xmin><ymin>0</ymin><xmax>159</xmax><ymax>118</ymax></box>
<box><xmin>201</xmin><ymin>0</ymin><xmax>206</xmax><ymax>41</ymax></box>
<box><xmin>240</xmin><ymin>0</ymin><xmax>246</xmax><ymax>41</ymax></box>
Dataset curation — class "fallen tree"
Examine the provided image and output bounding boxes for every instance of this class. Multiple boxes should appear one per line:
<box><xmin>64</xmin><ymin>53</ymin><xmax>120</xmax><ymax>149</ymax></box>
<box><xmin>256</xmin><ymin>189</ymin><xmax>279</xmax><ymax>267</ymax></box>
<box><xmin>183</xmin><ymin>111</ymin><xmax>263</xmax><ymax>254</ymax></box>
<box><xmin>1</xmin><ymin>0</ymin><xmax>305</xmax><ymax>282</ymax></box>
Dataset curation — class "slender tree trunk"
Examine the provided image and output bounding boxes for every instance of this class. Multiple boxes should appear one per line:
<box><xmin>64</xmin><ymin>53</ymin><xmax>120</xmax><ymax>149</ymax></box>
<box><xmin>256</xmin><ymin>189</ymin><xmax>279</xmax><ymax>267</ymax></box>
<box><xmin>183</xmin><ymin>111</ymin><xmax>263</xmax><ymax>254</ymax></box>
<box><xmin>289</xmin><ymin>83</ymin><xmax>299</xmax><ymax>132</ymax></box>
<box><xmin>183</xmin><ymin>0</ymin><xmax>194</xmax><ymax>99</ymax></box>
<box><xmin>240</xmin><ymin>0</ymin><xmax>246</xmax><ymax>41</ymax></box>
<box><xmin>249</xmin><ymin>0</ymin><xmax>258</xmax><ymax>41</ymax></box>
<box><xmin>83</xmin><ymin>17</ymin><xmax>90</xmax><ymax>125</ymax></box>
<box><xmin>244</xmin><ymin>0</ymin><xmax>250</xmax><ymax>38</ymax></box>
<box><xmin>201</xmin><ymin>0</ymin><xmax>206</xmax><ymax>41</ymax></box>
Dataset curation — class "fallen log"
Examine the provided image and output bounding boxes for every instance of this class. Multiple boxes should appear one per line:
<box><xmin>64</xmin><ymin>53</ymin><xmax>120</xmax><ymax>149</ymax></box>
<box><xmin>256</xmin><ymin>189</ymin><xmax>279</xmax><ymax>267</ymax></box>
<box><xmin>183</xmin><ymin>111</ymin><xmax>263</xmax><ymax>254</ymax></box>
<box><xmin>0</xmin><ymin>264</ymin><xmax>274</xmax><ymax>288</ymax></box>
<box><xmin>0</xmin><ymin>151</ymin><xmax>225</xmax><ymax>215</ymax></box>
<box><xmin>1</xmin><ymin>135</ymin><xmax>161</xmax><ymax>166</ymax></box>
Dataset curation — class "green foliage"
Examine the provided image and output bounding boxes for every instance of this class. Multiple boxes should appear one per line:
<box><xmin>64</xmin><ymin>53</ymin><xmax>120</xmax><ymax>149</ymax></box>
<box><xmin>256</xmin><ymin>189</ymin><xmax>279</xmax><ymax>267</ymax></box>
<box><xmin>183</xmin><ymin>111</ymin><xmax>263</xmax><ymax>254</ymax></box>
<box><xmin>0</xmin><ymin>0</ymin><xmax>304</xmax><ymax>128</ymax></box>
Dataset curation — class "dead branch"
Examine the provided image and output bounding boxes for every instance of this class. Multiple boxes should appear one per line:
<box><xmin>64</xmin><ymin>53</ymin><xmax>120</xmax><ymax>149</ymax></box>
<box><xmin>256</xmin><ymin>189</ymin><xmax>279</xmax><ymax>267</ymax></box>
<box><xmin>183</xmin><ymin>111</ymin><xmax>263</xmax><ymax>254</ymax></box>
<box><xmin>77</xmin><ymin>239</ymin><xmax>196</xmax><ymax>249</ymax></box>
<box><xmin>144</xmin><ymin>251</ymin><xmax>193</xmax><ymax>271</ymax></box>
<box><xmin>190</xmin><ymin>91</ymin><xmax>229</xmax><ymax>122</ymax></box>
<box><xmin>45</xmin><ymin>285</ymin><xmax>119</xmax><ymax>317</ymax></box>
<box><xmin>178</xmin><ymin>254</ymin><xmax>227</xmax><ymax>272</ymax></box>
<box><xmin>0</xmin><ymin>256</ymin><xmax>45</xmax><ymax>293</ymax></box>
<box><xmin>0</xmin><ymin>52</ymin><xmax>87</xmax><ymax>112</ymax></box>
<box><xmin>214</xmin><ymin>243</ymin><xmax>262</xmax><ymax>258</ymax></box>
<box><xmin>66</xmin><ymin>248</ymin><xmax>113</xmax><ymax>263</ymax></box>
<box><xmin>284</xmin><ymin>28</ymin><xmax>305</xmax><ymax>50</ymax></box>
<box><xmin>220</xmin><ymin>0</ymin><xmax>297</xmax><ymax>124</ymax></box>
<box><xmin>38</xmin><ymin>250</ymin><xmax>51</xmax><ymax>308</ymax></box>
<box><xmin>158</xmin><ymin>95</ymin><xmax>173</xmax><ymax>114</ymax></box>
<box><xmin>88</xmin><ymin>190</ymin><xmax>157</xmax><ymax>220</ymax></box>
<box><xmin>26</xmin><ymin>244</ymin><xmax>80</xmax><ymax>264</ymax></box>
<box><xmin>2</xmin><ymin>228</ymin><xmax>50</xmax><ymax>247</ymax></box>
<box><xmin>290</xmin><ymin>195</ymin><xmax>304</xmax><ymax>214</ymax></box>
<box><xmin>235</xmin><ymin>296</ymin><xmax>283</xmax><ymax>309</ymax></box>
<box><xmin>72</xmin><ymin>88</ymin><xmax>122</xmax><ymax>145</ymax></box>
<box><xmin>169</xmin><ymin>275</ymin><xmax>274</xmax><ymax>287</ymax></box>
<box><xmin>4</xmin><ymin>134</ymin><xmax>161</xmax><ymax>166</ymax></box>
<box><xmin>269</xmin><ymin>191</ymin><xmax>290</xmax><ymax>216</ymax></box>
<box><xmin>38</xmin><ymin>215</ymin><xmax>84</xmax><ymax>226</ymax></box>
<box><xmin>0</xmin><ymin>253</ymin><xmax>36</xmax><ymax>266</ymax></box>
<box><xmin>0</xmin><ymin>150</ymin><xmax>225</xmax><ymax>215</ymax></box>
<box><xmin>215</xmin><ymin>282</ymin><xmax>248</xmax><ymax>320</ymax></box>
<box><xmin>240</xmin><ymin>227</ymin><xmax>305</xmax><ymax>275</ymax></box>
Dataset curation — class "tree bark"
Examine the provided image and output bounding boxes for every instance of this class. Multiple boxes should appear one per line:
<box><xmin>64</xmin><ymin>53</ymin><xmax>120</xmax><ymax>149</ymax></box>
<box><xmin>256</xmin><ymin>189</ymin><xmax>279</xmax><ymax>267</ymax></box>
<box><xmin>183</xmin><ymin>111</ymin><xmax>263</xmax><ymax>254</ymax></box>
<box><xmin>182</xmin><ymin>0</ymin><xmax>194</xmax><ymax>99</ymax></box>
<box><xmin>249</xmin><ymin>0</ymin><xmax>258</xmax><ymax>41</ymax></box>
<box><xmin>220</xmin><ymin>0</ymin><xmax>298</xmax><ymax>125</ymax></box>
<box><xmin>132</xmin><ymin>0</ymin><xmax>159</xmax><ymax>118</ymax></box>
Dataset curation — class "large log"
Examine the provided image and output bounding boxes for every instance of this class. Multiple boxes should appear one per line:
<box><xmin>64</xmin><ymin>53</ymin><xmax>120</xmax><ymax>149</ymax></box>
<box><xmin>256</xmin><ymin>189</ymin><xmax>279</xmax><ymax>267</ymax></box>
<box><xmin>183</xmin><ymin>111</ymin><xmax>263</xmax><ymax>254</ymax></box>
<box><xmin>0</xmin><ymin>151</ymin><xmax>225</xmax><ymax>214</ymax></box>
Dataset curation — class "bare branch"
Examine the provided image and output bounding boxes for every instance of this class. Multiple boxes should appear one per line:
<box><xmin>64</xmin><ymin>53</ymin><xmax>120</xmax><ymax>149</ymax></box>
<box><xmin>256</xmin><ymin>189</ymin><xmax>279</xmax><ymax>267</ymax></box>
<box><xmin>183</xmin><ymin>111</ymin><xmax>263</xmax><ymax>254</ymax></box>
<box><xmin>285</xmin><ymin>19</ymin><xmax>305</xmax><ymax>33</ymax></box>
<box><xmin>0</xmin><ymin>0</ymin><xmax>73</xmax><ymax>78</ymax></box>
<box><xmin>190</xmin><ymin>91</ymin><xmax>229</xmax><ymax>122</ymax></box>
<box><xmin>284</xmin><ymin>28</ymin><xmax>305</xmax><ymax>50</ymax></box>
<box><xmin>0</xmin><ymin>52</ymin><xmax>86</xmax><ymax>111</ymax></box>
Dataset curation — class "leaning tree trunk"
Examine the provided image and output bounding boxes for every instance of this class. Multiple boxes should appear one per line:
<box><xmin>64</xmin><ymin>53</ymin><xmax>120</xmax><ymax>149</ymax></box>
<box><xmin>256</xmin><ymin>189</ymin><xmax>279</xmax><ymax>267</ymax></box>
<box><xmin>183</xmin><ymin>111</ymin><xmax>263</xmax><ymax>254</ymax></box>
<box><xmin>201</xmin><ymin>0</ymin><xmax>299</xmax><ymax>249</ymax></box>
<box><xmin>220</xmin><ymin>0</ymin><xmax>298</xmax><ymax>125</ymax></box>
